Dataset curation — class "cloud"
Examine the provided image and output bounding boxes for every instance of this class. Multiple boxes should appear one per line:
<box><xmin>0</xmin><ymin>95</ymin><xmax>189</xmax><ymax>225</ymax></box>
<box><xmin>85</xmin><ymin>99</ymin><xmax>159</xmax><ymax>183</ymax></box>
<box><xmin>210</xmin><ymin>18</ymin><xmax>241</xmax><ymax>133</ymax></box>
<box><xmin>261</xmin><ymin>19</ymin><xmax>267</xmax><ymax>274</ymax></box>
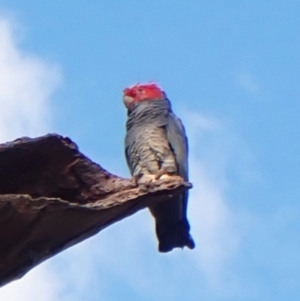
<box><xmin>0</xmin><ymin>263</ymin><xmax>64</xmax><ymax>301</ymax></box>
<box><xmin>0</xmin><ymin>17</ymin><xmax>62</xmax><ymax>142</ymax></box>
<box><xmin>0</xmin><ymin>16</ymin><xmax>62</xmax><ymax>300</ymax></box>
<box><xmin>183</xmin><ymin>112</ymin><xmax>240</xmax><ymax>293</ymax></box>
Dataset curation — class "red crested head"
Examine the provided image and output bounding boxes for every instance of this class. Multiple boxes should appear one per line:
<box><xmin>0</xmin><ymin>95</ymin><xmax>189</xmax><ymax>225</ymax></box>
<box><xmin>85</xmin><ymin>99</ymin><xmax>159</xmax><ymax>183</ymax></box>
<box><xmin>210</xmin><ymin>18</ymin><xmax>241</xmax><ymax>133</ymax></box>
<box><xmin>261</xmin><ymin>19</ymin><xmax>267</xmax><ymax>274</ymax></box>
<box><xmin>123</xmin><ymin>82</ymin><xmax>165</xmax><ymax>109</ymax></box>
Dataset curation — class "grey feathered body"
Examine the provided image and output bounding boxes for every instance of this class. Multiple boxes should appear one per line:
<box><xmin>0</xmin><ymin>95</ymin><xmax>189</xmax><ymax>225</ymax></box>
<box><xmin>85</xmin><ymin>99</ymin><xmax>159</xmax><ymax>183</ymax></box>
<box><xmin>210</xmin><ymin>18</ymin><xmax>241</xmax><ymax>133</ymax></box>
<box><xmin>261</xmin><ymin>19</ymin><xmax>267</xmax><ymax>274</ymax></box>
<box><xmin>125</xmin><ymin>98</ymin><xmax>195</xmax><ymax>252</ymax></box>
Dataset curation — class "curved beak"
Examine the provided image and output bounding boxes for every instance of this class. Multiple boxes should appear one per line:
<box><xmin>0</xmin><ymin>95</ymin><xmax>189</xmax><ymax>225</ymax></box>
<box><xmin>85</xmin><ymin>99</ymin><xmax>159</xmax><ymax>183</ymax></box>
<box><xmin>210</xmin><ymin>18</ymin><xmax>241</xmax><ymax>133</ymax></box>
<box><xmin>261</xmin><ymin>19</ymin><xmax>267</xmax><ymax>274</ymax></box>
<box><xmin>123</xmin><ymin>95</ymin><xmax>135</xmax><ymax>109</ymax></box>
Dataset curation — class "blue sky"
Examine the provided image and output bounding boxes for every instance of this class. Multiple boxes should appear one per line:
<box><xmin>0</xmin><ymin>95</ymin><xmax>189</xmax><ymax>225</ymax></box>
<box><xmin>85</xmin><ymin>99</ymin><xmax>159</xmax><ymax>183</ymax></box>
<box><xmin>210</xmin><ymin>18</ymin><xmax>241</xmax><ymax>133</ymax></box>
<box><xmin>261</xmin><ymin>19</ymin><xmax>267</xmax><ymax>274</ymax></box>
<box><xmin>0</xmin><ymin>1</ymin><xmax>299</xmax><ymax>300</ymax></box>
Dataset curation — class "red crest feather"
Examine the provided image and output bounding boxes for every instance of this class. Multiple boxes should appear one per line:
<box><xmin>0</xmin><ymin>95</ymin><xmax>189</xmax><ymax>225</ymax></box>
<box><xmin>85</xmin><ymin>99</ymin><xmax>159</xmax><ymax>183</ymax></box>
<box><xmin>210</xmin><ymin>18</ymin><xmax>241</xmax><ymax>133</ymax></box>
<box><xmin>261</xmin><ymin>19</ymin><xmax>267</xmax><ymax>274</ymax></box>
<box><xmin>123</xmin><ymin>82</ymin><xmax>165</xmax><ymax>101</ymax></box>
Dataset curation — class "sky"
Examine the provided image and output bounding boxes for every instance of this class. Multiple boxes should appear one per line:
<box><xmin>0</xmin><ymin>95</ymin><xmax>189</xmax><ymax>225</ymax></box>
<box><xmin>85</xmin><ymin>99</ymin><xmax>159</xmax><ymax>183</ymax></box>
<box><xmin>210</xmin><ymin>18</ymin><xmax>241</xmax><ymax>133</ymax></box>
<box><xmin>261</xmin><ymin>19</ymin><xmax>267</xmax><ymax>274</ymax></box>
<box><xmin>0</xmin><ymin>1</ymin><xmax>299</xmax><ymax>300</ymax></box>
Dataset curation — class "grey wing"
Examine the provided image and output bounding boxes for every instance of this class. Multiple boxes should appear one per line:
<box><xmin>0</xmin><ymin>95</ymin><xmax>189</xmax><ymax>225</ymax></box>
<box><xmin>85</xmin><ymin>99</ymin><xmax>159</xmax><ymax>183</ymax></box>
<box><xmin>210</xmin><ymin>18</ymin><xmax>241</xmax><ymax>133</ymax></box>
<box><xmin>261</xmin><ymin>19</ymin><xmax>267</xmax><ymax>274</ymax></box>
<box><xmin>165</xmin><ymin>112</ymin><xmax>189</xmax><ymax>217</ymax></box>
<box><xmin>165</xmin><ymin>112</ymin><xmax>189</xmax><ymax>181</ymax></box>
<box><xmin>124</xmin><ymin>130</ymin><xmax>136</xmax><ymax>175</ymax></box>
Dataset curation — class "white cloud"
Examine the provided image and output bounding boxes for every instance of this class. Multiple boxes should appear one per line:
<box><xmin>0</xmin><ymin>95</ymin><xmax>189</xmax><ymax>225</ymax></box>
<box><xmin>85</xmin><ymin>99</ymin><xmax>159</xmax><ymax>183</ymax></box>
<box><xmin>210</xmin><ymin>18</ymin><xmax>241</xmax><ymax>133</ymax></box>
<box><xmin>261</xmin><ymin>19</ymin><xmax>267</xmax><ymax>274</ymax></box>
<box><xmin>0</xmin><ymin>16</ymin><xmax>62</xmax><ymax>300</ymax></box>
<box><xmin>183</xmin><ymin>112</ymin><xmax>240</xmax><ymax>293</ymax></box>
<box><xmin>0</xmin><ymin>264</ymin><xmax>64</xmax><ymax>301</ymax></box>
<box><xmin>0</xmin><ymin>17</ymin><xmax>62</xmax><ymax>142</ymax></box>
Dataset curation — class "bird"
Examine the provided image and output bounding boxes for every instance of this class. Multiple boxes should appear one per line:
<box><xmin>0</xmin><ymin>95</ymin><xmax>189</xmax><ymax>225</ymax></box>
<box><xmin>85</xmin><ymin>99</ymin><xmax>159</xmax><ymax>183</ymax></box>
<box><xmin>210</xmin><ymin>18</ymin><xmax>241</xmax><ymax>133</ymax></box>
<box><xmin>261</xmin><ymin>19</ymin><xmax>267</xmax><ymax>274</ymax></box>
<box><xmin>123</xmin><ymin>82</ymin><xmax>195</xmax><ymax>252</ymax></box>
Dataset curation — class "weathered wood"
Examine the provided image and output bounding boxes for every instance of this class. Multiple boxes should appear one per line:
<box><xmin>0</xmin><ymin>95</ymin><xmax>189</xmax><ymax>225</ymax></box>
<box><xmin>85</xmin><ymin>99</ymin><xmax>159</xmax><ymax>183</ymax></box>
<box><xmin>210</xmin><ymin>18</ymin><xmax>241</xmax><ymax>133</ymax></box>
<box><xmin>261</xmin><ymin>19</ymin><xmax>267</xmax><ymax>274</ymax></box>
<box><xmin>0</xmin><ymin>134</ymin><xmax>192</xmax><ymax>287</ymax></box>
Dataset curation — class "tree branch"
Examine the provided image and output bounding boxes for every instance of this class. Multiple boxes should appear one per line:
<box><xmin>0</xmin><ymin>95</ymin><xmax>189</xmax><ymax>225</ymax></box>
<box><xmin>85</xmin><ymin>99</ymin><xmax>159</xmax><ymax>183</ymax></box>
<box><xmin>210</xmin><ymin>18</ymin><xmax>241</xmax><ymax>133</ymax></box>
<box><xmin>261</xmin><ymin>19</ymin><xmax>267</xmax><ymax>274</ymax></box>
<box><xmin>0</xmin><ymin>134</ymin><xmax>192</xmax><ymax>287</ymax></box>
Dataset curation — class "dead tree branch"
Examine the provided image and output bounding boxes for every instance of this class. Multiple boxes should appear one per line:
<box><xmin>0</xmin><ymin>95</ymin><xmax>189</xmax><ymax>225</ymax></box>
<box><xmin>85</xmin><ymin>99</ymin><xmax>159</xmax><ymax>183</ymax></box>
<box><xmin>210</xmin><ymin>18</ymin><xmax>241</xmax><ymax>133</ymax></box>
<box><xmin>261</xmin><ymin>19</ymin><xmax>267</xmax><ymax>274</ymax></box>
<box><xmin>0</xmin><ymin>134</ymin><xmax>192</xmax><ymax>287</ymax></box>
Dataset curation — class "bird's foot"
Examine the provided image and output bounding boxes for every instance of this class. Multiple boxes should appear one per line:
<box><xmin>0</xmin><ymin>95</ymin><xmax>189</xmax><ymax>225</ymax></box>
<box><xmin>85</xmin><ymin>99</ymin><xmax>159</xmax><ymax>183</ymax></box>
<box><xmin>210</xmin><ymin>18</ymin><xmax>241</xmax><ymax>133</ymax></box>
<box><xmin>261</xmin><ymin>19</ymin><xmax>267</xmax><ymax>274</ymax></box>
<box><xmin>139</xmin><ymin>174</ymin><xmax>157</xmax><ymax>184</ymax></box>
<box><xmin>154</xmin><ymin>168</ymin><xmax>176</xmax><ymax>180</ymax></box>
<box><xmin>159</xmin><ymin>174</ymin><xmax>174</xmax><ymax>180</ymax></box>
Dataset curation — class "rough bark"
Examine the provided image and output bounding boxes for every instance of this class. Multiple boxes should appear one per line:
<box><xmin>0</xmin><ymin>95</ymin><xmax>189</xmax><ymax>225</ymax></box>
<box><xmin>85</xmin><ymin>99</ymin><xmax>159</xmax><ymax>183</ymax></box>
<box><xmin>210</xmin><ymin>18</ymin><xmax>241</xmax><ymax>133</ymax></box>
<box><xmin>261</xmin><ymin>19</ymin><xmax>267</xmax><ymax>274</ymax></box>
<box><xmin>0</xmin><ymin>134</ymin><xmax>192</xmax><ymax>287</ymax></box>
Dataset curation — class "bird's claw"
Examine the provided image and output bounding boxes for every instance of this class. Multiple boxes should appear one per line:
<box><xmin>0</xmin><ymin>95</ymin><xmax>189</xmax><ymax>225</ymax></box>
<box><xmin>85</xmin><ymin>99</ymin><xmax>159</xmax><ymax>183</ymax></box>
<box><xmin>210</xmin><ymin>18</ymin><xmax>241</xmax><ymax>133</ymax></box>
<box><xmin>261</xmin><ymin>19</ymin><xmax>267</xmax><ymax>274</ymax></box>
<box><xmin>154</xmin><ymin>168</ymin><xmax>175</xmax><ymax>180</ymax></box>
<box><xmin>139</xmin><ymin>174</ymin><xmax>157</xmax><ymax>183</ymax></box>
<box><xmin>154</xmin><ymin>169</ymin><xmax>165</xmax><ymax>180</ymax></box>
<box><xmin>133</xmin><ymin>170</ymin><xmax>175</xmax><ymax>186</ymax></box>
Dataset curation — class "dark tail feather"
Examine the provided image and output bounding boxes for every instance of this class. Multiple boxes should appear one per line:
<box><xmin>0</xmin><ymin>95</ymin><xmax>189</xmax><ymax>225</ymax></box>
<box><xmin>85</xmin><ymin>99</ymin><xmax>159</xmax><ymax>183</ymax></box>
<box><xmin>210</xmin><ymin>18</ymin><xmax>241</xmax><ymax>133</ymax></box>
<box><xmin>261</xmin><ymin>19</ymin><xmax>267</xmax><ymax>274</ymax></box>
<box><xmin>157</xmin><ymin>220</ymin><xmax>195</xmax><ymax>253</ymax></box>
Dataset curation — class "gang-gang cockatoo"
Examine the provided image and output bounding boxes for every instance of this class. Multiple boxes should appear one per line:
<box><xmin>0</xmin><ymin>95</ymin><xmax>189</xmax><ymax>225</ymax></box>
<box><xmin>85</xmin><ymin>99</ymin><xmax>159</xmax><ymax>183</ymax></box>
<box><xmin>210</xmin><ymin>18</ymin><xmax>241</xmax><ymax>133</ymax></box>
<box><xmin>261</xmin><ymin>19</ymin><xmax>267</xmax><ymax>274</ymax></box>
<box><xmin>123</xmin><ymin>82</ymin><xmax>195</xmax><ymax>252</ymax></box>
